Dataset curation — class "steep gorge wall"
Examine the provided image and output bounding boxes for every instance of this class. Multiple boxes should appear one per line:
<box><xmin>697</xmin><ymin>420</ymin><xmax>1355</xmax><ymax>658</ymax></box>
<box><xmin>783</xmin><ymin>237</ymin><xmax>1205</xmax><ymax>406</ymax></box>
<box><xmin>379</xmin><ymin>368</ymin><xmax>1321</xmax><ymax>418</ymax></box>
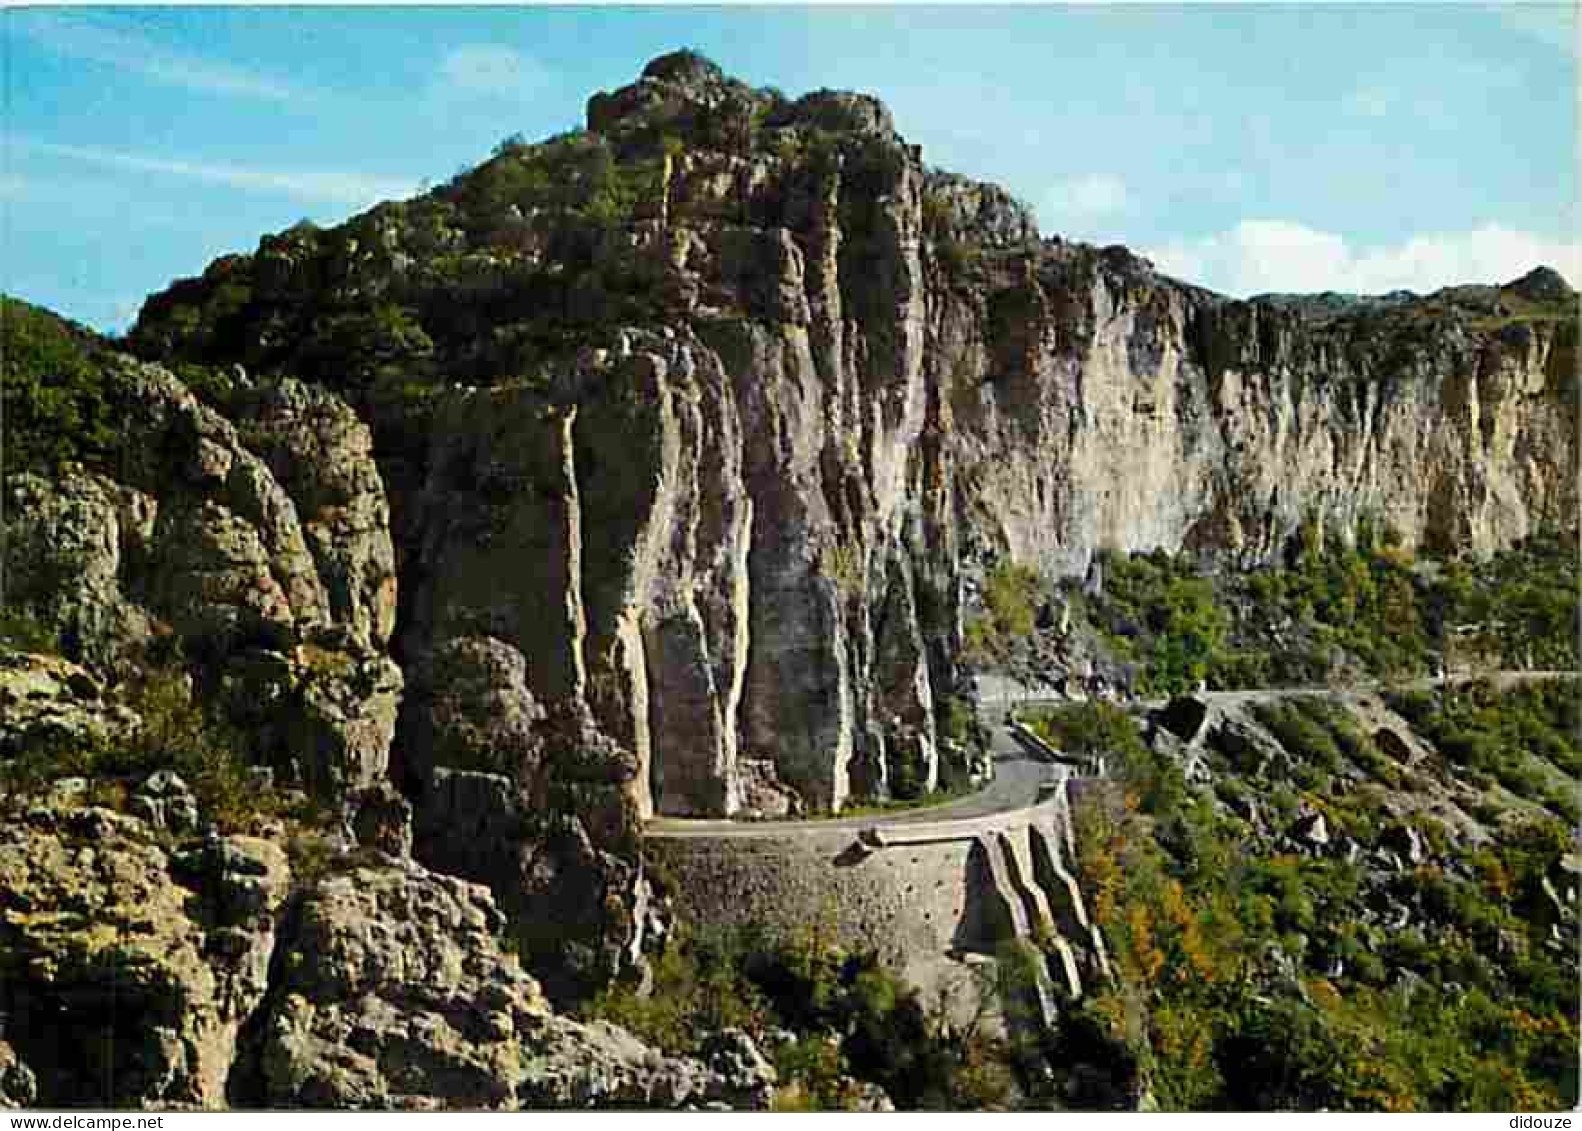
<box><xmin>932</xmin><ymin>251</ymin><xmax>1578</xmax><ymax>576</ymax></box>
<box><xmin>120</xmin><ymin>52</ymin><xmax>1579</xmax><ymax>992</ymax></box>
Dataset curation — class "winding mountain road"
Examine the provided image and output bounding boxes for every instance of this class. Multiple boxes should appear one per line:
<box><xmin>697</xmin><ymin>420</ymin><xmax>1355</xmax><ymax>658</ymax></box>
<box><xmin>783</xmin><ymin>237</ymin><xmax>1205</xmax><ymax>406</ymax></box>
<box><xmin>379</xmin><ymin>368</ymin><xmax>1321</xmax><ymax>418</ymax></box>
<box><xmin>644</xmin><ymin>669</ymin><xmax>1577</xmax><ymax>839</ymax></box>
<box><xmin>647</xmin><ymin>713</ymin><xmax>1061</xmax><ymax>839</ymax></box>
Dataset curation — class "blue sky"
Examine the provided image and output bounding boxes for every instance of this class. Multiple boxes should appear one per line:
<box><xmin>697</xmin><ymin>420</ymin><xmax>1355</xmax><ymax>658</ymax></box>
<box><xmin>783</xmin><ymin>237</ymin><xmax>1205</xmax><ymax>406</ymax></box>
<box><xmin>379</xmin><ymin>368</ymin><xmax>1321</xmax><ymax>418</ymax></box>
<box><xmin>4</xmin><ymin>3</ymin><xmax>1576</xmax><ymax>333</ymax></box>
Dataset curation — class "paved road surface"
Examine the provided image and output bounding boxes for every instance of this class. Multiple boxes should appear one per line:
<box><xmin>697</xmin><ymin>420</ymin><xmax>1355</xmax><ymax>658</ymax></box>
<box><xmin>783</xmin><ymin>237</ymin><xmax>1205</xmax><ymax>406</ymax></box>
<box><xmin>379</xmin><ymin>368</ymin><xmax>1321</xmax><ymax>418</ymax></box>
<box><xmin>647</xmin><ymin>725</ymin><xmax>1059</xmax><ymax>839</ymax></box>
<box><xmin>1004</xmin><ymin>668</ymin><xmax>1577</xmax><ymax>717</ymax></box>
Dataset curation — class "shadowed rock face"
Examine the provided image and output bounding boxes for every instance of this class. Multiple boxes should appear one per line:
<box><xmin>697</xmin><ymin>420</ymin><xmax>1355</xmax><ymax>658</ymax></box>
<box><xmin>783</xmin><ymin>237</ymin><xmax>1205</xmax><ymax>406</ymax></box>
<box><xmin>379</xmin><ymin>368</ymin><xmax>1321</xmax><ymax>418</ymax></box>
<box><xmin>0</xmin><ymin>802</ymin><xmax>774</xmax><ymax>1110</ymax></box>
<box><xmin>121</xmin><ymin>54</ymin><xmax>1579</xmax><ymax>989</ymax></box>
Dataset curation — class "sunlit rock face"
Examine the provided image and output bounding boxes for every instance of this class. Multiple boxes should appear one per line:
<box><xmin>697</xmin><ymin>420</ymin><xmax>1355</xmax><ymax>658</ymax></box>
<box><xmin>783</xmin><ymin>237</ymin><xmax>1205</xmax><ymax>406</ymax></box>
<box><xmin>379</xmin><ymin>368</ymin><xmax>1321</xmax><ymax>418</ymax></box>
<box><xmin>126</xmin><ymin>50</ymin><xmax>1579</xmax><ymax>992</ymax></box>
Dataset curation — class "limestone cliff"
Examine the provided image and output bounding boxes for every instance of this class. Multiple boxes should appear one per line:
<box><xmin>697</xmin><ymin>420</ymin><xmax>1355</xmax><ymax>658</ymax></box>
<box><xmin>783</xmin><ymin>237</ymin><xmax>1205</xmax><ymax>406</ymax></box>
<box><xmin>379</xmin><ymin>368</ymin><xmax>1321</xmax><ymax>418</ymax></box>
<box><xmin>97</xmin><ymin>50</ymin><xmax>1579</xmax><ymax>992</ymax></box>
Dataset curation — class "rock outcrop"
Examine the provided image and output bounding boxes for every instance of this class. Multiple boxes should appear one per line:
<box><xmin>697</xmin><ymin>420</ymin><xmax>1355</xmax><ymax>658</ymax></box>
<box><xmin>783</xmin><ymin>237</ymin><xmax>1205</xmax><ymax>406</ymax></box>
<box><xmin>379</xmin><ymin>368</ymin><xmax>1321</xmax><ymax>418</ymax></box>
<box><xmin>2</xmin><ymin>363</ymin><xmax>401</xmax><ymax>814</ymax></box>
<box><xmin>0</xmin><ymin>806</ymin><xmax>290</xmax><ymax>1108</ymax></box>
<box><xmin>0</xmin><ymin>800</ymin><xmax>773</xmax><ymax>1110</ymax></box>
<box><xmin>0</xmin><ymin>652</ymin><xmax>140</xmax><ymax>757</ymax></box>
<box><xmin>89</xmin><ymin>51</ymin><xmax>1580</xmax><ymax>994</ymax></box>
<box><xmin>257</xmin><ymin>864</ymin><xmax>551</xmax><ymax>1109</ymax></box>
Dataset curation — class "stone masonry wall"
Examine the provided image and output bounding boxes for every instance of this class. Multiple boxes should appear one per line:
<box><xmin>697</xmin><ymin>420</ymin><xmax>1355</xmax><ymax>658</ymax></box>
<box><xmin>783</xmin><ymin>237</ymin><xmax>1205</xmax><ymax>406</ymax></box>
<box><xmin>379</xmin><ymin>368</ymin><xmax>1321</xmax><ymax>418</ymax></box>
<box><xmin>646</xmin><ymin>778</ymin><xmax>1106</xmax><ymax>1000</ymax></box>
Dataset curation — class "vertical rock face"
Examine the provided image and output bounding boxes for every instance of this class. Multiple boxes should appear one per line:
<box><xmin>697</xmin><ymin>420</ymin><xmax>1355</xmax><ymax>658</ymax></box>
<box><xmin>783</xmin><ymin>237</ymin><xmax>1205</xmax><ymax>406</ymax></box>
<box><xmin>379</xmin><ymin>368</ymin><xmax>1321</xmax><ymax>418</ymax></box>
<box><xmin>226</xmin><ymin>379</ymin><xmax>399</xmax><ymax>650</ymax></box>
<box><xmin>124</xmin><ymin>53</ymin><xmax>1579</xmax><ymax>990</ymax></box>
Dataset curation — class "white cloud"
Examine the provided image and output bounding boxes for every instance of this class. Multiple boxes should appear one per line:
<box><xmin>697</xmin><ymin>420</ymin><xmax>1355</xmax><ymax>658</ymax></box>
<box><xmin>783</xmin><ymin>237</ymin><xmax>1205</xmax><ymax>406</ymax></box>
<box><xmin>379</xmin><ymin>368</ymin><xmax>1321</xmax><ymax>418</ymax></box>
<box><xmin>14</xmin><ymin>12</ymin><xmax>305</xmax><ymax>102</ymax></box>
<box><xmin>438</xmin><ymin>45</ymin><xmax>551</xmax><ymax>100</ymax></box>
<box><xmin>1146</xmin><ymin>220</ymin><xmax>1581</xmax><ymax>297</ymax></box>
<box><xmin>19</xmin><ymin>141</ymin><xmax>416</xmax><ymax>207</ymax></box>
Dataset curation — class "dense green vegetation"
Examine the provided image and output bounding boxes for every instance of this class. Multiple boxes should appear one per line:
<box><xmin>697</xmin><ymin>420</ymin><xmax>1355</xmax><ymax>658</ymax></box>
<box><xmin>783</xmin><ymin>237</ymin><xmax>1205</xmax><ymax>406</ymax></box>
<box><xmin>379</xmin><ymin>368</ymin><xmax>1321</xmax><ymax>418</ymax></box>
<box><xmin>450</xmin><ymin>132</ymin><xmax>668</xmax><ymax>234</ymax></box>
<box><xmin>1090</xmin><ymin>558</ymin><xmax>1232</xmax><ymax>694</ymax></box>
<box><xmin>0</xmin><ymin>295</ymin><xmax>250</xmax><ymax>477</ymax></box>
<box><xmin>0</xmin><ymin>606</ymin><xmax>59</xmax><ymax>654</ymax></box>
<box><xmin>1</xmin><ymin>297</ymin><xmax>120</xmax><ymax>478</ymax></box>
<box><xmin>585</xmin><ymin>920</ymin><xmax>1024</xmax><ymax>1110</ymax></box>
<box><xmin>130</xmin><ymin>127</ymin><xmax>687</xmax><ymax>393</ymax></box>
<box><xmin>1041</xmin><ymin>693</ymin><xmax>1579</xmax><ymax>1110</ymax></box>
<box><xmin>1389</xmin><ymin>679</ymin><xmax>1581</xmax><ymax>824</ymax></box>
<box><xmin>1085</xmin><ymin>521</ymin><xmax>1578</xmax><ymax>696</ymax></box>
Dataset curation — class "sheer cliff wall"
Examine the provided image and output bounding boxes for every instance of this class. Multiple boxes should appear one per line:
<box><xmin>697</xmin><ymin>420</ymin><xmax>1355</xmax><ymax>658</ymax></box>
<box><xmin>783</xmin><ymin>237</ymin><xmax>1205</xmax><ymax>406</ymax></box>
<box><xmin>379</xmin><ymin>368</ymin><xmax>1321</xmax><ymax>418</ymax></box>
<box><xmin>122</xmin><ymin>50</ymin><xmax>1579</xmax><ymax>994</ymax></box>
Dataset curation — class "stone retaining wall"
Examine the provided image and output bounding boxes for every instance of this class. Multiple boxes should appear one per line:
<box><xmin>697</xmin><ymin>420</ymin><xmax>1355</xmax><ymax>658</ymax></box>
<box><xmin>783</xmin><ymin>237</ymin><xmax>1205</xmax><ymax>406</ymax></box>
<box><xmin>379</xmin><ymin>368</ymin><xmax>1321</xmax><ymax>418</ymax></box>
<box><xmin>646</xmin><ymin>779</ymin><xmax>1107</xmax><ymax>1000</ymax></box>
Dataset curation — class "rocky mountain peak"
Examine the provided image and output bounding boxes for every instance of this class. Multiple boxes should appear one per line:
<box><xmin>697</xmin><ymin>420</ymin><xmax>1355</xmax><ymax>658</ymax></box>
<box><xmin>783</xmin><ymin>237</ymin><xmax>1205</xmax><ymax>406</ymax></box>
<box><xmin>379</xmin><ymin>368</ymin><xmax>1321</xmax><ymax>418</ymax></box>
<box><xmin>1507</xmin><ymin>264</ymin><xmax>1575</xmax><ymax>303</ymax></box>
<box><xmin>587</xmin><ymin>49</ymin><xmax>772</xmax><ymax>142</ymax></box>
<box><xmin>640</xmin><ymin>47</ymin><xmax>728</xmax><ymax>88</ymax></box>
<box><xmin>778</xmin><ymin>88</ymin><xmax>896</xmax><ymax>138</ymax></box>
<box><xmin>587</xmin><ymin>48</ymin><xmax>899</xmax><ymax>148</ymax></box>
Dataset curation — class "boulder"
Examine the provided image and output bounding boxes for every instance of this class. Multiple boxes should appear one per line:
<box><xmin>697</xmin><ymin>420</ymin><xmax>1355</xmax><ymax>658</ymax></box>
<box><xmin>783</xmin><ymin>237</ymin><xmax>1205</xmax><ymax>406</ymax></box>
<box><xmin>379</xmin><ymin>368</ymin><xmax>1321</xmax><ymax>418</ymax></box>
<box><xmin>0</xmin><ymin>651</ymin><xmax>140</xmax><ymax>758</ymax></box>
<box><xmin>0</xmin><ymin>1042</ymin><xmax>37</xmax><ymax>1109</ymax></box>
<box><xmin>399</xmin><ymin>635</ymin><xmax>548</xmax><ymax>787</ymax></box>
<box><xmin>131</xmin><ymin>770</ymin><xmax>200</xmax><ymax>834</ymax></box>
<box><xmin>1</xmin><ymin>474</ymin><xmax>152</xmax><ymax>666</ymax></box>
<box><xmin>1292</xmin><ymin>812</ymin><xmax>1330</xmax><ymax>848</ymax></box>
<box><xmin>286</xmin><ymin>641</ymin><xmax>403</xmax><ymax>806</ymax></box>
<box><xmin>0</xmin><ymin>806</ymin><xmax>289</xmax><ymax>1107</ymax></box>
<box><xmin>222</xmin><ymin>633</ymin><xmax>403</xmax><ymax>811</ymax></box>
<box><xmin>259</xmin><ymin>863</ymin><xmax>546</xmax><ymax>1109</ymax></box>
<box><xmin>699</xmin><ymin>1028</ymin><xmax>777</xmax><ymax>1109</ymax></box>
<box><xmin>737</xmin><ymin>756</ymin><xmax>801</xmax><ymax>819</ymax></box>
<box><xmin>259</xmin><ymin>862</ymin><xmax>764</xmax><ymax>1110</ymax></box>
<box><xmin>1381</xmin><ymin>823</ymin><xmax>1425</xmax><ymax>866</ymax></box>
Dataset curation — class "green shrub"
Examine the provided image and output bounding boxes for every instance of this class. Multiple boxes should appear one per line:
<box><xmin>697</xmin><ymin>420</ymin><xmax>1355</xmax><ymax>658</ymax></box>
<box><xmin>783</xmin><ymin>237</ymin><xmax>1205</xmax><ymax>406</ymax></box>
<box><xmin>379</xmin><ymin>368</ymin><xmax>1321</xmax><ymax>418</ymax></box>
<box><xmin>1081</xmin><ymin>527</ymin><xmax>1576</xmax><ymax>694</ymax></box>
<box><xmin>1392</xmin><ymin>678</ymin><xmax>1580</xmax><ymax>816</ymax></box>
<box><xmin>583</xmin><ymin>918</ymin><xmax>1019</xmax><ymax>1110</ymax></box>
<box><xmin>1253</xmin><ymin>700</ymin><xmax>1342</xmax><ymax>773</ymax></box>
<box><xmin>964</xmin><ymin>561</ymin><xmax>1042</xmax><ymax>662</ymax></box>
<box><xmin>584</xmin><ymin>924</ymin><xmax>770</xmax><ymax>1054</ymax></box>
<box><xmin>938</xmin><ymin>695</ymin><xmax>976</xmax><ymax>746</ymax></box>
<box><xmin>0</xmin><ymin>664</ymin><xmax>302</xmax><ymax>834</ymax></box>
<box><xmin>1</xmin><ymin>297</ymin><xmax>119</xmax><ymax>477</ymax></box>
<box><xmin>0</xmin><ymin>606</ymin><xmax>58</xmax><ymax>654</ymax></box>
